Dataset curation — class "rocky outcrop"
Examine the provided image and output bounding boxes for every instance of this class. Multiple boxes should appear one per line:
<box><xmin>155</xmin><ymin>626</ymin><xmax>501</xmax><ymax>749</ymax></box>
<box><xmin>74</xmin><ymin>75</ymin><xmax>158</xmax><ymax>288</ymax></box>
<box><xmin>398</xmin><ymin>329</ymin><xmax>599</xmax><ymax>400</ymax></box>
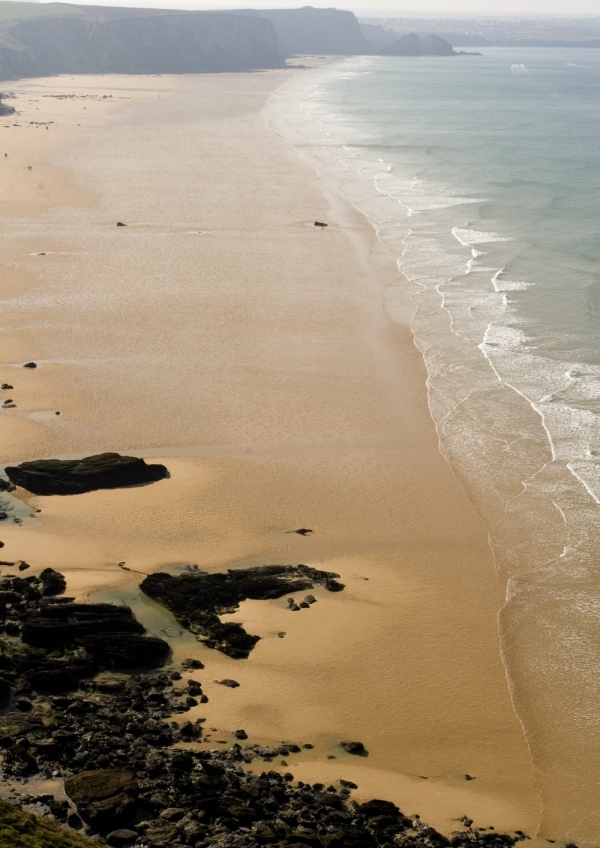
<box><xmin>379</xmin><ymin>33</ymin><xmax>456</xmax><ymax>56</ymax></box>
<box><xmin>380</xmin><ymin>33</ymin><xmax>423</xmax><ymax>56</ymax></box>
<box><xmin>420</xmin><ymin>34</ymin><xmax>455</xmax><ymax>56</ymax></box>
<box><xmin>141</xmin><ymin>564</ymin><xmax>345</xmax><ymax>658</ymax></box>
<box><xmin>5</xmin><ymin>453</ymin><xmax>168</xmax><ymax>495</ymax></box>
<box><xmin>0</xmin><ymin>11</ymin><xmax>281</xmax><ymax>80</ymax></box>
<box><xmin>0</xmin><ymin>569</ymin><xmax>169</xmax><ymax>692</ymax></box>
<box><xmin>0</xmin><ymin>568</ymin><xmax>527</xmax><ymax>847</ymax></box>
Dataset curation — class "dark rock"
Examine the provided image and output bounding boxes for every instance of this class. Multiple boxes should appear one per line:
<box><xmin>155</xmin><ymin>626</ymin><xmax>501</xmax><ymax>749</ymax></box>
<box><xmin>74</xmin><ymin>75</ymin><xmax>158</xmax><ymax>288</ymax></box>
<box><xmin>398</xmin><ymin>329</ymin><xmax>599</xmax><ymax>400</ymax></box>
<box><xmin>106</xmin><ymin>829</ymin><xmax>139</xmax><ymax>846</ymax></box>
<box><xmin>17</xmin><ymin>562</ymin><xmax>30</xmax><ymax>572</ymax></box>
<box><xmin>358</xmin><ymin>799</ymin><xmax>400</xmax><ymax>818</ymax></box>
<box><xmin>38</xmin><ymin>567</ymin><xmax>67</xmax><ymax>596</ymax></box>
<box><xmin>67</xmin><ymin>812</ymin><xmax>83</xmax><ymax>829</ymax></box>
<box><xmin>116</xmin><ymin>222</ymin><xmax>127</xmax><ymax>226</ymax></box>
<box><xmin>314</xmin><ymin>222</ymin><xmax>328</xmax><ymax>227</ymax></box>
<box><xmin>64</xmin><ymin>769</ymin><xmax>138</xmax><ymax>833</ymax></box>
<box><xmin>181</xmin><ymin>658</ymin><xmax>204</xmax><ymax>670</ymax></box>
<box><xmin>159</xmin><ymin>807</ymin><xmax>186</xmax><ymax>821</ymax></box>
<box><xmin>340</xmin><ymin>741</ymin><xmax>366</xmax><ymax>755</ymax></box>
<box><xmin>234</xmin><ymin>729</ymin><xmax>248</xmax><ymax>740</ymax></box>
<box><xmin>23</xmin><ymin>362</ymin><xmax>37</xmax><ymax>368</ymax></box>
<box><xmin>141</xmin><ymin>564</ymin><xmax>344</xmax><ymax>658</ymax></box>
<box><xmin>188</xmin><ymin>679</ymin><xmax>202</xmax><ymax>695</ymax></box>
<box><xmin>29</xmin><ymin>668</ymin><xmax>79</xmax><ymax>694</ymax></box>
<box><xmin>294</xmin><ymin>528</ymin><xmax>313</xmax><ymax>535</ymax></box>
<box><xmin>81</xmin><ymin>632</ymin><xmax>170</xmax><ymax>669</ymax></box>
<box><xmin>0</xmin><ymin>384</ymin><xmax>13</xmax><ymax>390</ymax></box>
<box><xmin>217</xmin><ymin>679</ymin><xmax>240</xmax><ymax>688</ymax></box>
<box><xmin>21</xmin><ymin>601</ymin><xmax>145</xmax><ymax>649</ymax></box>
<box><xmin>0</xmin><ymin>677</ymin><xmax>11</xmax><ymax>709</ymax></box>
<box><xmin>5</xmin><ymin>452</ymin><xmax>168</xmax><ymax>496</ymax></box>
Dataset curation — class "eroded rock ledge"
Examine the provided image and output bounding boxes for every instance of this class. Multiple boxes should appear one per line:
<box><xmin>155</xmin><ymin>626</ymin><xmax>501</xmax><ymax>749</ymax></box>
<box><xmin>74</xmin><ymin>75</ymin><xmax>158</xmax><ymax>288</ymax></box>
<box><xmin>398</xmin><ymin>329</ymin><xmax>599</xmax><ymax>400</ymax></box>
<box><xmin>140</xmin><ymin>565</ymin><xmax>345</xmax><ymax>659</ymax></box>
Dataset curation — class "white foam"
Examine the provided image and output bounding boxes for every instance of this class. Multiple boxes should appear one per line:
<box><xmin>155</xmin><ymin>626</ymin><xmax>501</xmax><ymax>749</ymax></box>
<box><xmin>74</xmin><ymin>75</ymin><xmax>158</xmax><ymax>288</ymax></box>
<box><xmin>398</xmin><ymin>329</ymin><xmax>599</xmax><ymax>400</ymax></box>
<box><xmin>264</xmin><ymin>58</ymin><xmax>600</xmax><ymax>586</ymax></box>
<box><xmin>452</xmin><ymin>227</ymin><xmax>512</xmax><ymax>246</ymax></box>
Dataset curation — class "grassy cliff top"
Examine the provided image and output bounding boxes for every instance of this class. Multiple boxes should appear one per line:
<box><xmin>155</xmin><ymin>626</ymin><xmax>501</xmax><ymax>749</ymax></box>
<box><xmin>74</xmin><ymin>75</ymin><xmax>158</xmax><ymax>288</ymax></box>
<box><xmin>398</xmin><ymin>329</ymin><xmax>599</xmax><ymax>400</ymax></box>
<box><xmin>0</xmin><ymin>799</ymin><xmax>101</xmax><ymax>848</ymax></box>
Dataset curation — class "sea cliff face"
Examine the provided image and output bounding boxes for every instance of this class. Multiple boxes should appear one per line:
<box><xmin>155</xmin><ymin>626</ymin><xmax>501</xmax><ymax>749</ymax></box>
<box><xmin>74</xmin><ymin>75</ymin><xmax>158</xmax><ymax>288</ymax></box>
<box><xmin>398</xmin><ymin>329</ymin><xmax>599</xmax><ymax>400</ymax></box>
<box><xmin>0</xmin><ymin>11</ymin><xmax>281</xmax><ymax>79</ymax></box>
<box><xmin>248</xmin><ymin>8</ymin><xmax>373</xmax><ymax>56</ymax></box>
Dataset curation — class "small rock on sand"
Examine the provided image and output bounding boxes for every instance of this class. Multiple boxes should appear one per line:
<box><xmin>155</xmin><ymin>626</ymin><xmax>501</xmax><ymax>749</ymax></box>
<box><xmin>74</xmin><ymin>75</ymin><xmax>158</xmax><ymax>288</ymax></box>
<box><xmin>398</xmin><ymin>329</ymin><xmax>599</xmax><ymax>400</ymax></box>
<box><xmin>341</xmin><ymin>740</ymin><xmax>366</xmax><ymax>755</ymax></box>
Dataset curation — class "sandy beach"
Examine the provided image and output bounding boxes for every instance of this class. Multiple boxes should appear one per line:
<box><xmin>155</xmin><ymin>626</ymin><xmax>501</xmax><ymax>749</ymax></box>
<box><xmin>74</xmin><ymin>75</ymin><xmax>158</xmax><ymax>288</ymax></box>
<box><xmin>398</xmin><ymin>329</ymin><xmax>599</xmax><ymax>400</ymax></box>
<box><xmin>0</xmin><ymin>71</ymin><xmax>544</xmax><ymax>839</ymax></box>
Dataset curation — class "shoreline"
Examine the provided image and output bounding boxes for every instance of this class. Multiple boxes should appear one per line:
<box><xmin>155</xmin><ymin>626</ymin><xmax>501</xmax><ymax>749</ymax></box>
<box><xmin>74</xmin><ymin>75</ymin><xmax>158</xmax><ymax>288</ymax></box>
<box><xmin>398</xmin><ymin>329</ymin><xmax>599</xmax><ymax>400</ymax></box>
<box><xmin>0</xmin><ymin>69</ymin><xmax>544</xmax><ymax>841</ymax></box>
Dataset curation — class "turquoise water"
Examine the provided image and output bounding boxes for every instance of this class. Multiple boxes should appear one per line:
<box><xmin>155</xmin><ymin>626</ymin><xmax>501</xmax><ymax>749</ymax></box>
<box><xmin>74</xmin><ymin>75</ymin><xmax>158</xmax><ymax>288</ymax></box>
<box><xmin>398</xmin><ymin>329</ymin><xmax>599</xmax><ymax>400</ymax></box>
<box><xmin>267</xmin><ymin>49</ymin><xmax>600</xmax><ymax>840</ymax></box>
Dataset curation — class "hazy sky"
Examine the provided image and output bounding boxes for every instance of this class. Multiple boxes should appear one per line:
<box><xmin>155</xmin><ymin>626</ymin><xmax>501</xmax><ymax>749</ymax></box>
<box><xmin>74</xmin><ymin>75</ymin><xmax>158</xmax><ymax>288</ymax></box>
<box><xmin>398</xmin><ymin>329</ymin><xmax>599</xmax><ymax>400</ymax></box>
<box><xmin>32</xmin><ymin>0</ymin><xmax>600</xmax><ymax>15</ymax></box>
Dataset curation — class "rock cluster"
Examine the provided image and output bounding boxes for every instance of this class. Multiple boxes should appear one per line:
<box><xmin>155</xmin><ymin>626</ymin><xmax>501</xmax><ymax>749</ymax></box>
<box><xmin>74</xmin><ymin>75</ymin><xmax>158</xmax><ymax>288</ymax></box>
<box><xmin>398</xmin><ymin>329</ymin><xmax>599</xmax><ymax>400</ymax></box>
<box><xmin>140</xmin><ymin>566</ymin><xmax>345</xmax><ymax>659</ymax></box>
<box><xmin>0</xmin><ymin>569</ymin><xmax>527</xmax><ymax>848</ymax></box>
<box><xmin>5</xmin><ymin>453</ymin><xmax>169</xmax><ymax>496</ymax></box>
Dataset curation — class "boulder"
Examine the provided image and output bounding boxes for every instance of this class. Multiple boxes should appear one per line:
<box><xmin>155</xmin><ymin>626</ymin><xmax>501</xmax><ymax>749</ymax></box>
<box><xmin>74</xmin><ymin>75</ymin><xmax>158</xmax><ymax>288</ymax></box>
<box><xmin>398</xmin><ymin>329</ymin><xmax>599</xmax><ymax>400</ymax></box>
<box><xmin>341</xmin><ymin>740</ymin><xmax>366</xmax><ymax>755</ymax></box>
<box><xmin>65</xmin><ymin>769</ymin><xmax>138</xmax><ymax>833</ymax></box>
<box><xmin>106</xmin><ymin>830</ymin><xmax>139</xmax><ymax>847</ymax></box>
<box><xmin>38</xmin><ymin>568</ymin><xmax>67</xmax><ymax>596</ymax></box>
<box><xmin>5</xmin><ymin>452</ymin><xmax>168</xmax><ymax>495</ymax></box>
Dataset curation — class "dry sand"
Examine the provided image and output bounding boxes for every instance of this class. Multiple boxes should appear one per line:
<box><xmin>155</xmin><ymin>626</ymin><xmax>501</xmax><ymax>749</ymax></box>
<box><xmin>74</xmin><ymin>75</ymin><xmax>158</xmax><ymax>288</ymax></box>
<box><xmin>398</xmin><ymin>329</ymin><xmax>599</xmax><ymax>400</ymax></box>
<box><xmin>0</xmin><ymin>72</ymin><xmax>544</xmax><ymax>839</ymax></box>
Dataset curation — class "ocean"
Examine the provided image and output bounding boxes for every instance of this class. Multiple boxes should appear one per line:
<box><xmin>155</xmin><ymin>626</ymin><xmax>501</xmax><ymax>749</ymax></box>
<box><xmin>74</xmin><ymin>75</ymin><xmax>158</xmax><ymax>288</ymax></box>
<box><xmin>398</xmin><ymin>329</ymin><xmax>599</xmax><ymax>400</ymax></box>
<box><xmin>266</xmin><ymin>48</ymin><xmax>600</xmax><ymax>841</ymax></box>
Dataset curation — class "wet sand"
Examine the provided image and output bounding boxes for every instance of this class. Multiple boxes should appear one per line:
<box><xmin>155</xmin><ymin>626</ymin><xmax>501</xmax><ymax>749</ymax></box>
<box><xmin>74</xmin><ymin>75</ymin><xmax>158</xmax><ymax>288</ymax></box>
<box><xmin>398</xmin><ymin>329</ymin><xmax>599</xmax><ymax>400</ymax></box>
<box><xmin>0</xmin><ymin>73</ymin><xmax>542</xmax><ymax>838</ymax></box>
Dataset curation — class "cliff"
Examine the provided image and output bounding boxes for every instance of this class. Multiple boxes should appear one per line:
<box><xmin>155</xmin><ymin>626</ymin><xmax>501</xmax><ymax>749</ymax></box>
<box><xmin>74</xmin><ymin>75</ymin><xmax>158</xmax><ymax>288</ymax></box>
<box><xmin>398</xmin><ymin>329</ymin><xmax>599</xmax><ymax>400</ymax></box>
<box><xmin>0</xmin><ymin>10</ymin><xmax>281</xmax><ymax>79</ymax></box>
<box><xmin>248</xmin><ymin>7</ymin><xmax>373</xmax><ymax>56</ymax></box>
